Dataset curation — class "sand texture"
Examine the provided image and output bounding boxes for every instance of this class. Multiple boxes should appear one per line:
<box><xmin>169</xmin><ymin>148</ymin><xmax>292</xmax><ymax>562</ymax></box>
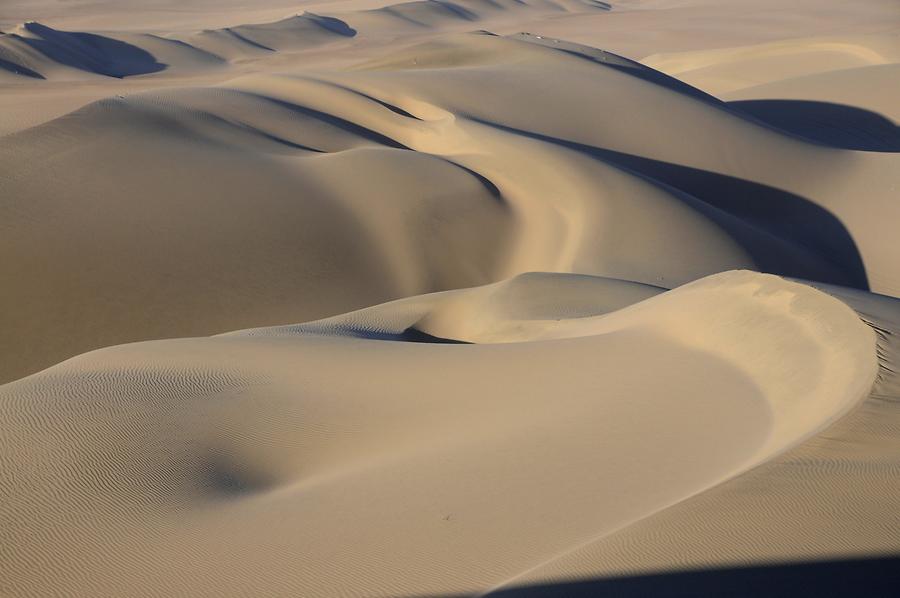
<box><xmin>1</xmin><ymin>1</ymin><xmax>899</xmax><ymax>596</ymax></box>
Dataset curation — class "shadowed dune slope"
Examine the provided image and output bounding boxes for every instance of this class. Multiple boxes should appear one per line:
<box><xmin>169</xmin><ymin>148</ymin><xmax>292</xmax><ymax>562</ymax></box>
<box><xmin>2</xmin><ymin>31</ymin><xmax>897</xmax><ymax>382</ymax></box>
<box><xmin>480</xmin><ymin>280</ymin><xmax>900</xmax><ymax>597</ymax></box>
<box><xmin>1</xmin><ymin>2</ymin><xmax>899</xmax><ymax>597</ymax></box>
<box><xmin>0</xmin><ymin>271</ymin><xmax>879</xmax><ymax>597</ymax></box>
<box><xmin>187</xmin><ymin>13</ymin><xmax>358</xmax><ymax>60</ymax></box>
<box><xmin>0</xmin><ymin>0</ymin><xmax>613</xmax><ymax>80</ymax></box>
<box><xmin>727</xmin><ymin>99</ymin><xmax>900</xmax><ymax>152</ymax></box>
<box><xmin>723</xmin><ymin>63</ymin><xmax>900</xmax><ymax>123</ymax></box>
<box><xmin>0</xmin><ymin>21</ymin><xmax>221</xmax><ymax>80</ymax></box>
<box><xmin>349</xmin><ymin>0</ymin><xmax>609</xmax><ymax>32</ymax></box>
<box><xmin>475</xmin><ymin>556</ymin><xmax>900</xmax><ymax>597</ymax></box>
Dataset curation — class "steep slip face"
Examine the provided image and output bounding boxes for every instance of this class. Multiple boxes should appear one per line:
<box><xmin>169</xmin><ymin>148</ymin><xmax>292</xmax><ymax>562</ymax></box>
<box><xmin>341</xmin><ymin>32</ymin><xmax>899</xmax><ymax>294</ymax></box>
<box><xmin>0</xmin><ymin>86</ymin><xmax>513</xmax><ymax>383</ymax></box>
<box><xmin>484</xmin><ymin>280</ymin><xmax>900</xmax><ymax>598</ymax></box>
<box><xmin>3</xmin><ymin>31</ymin><xmax>893</xmax><ymax>383</ymax></box>
<box><xmin>0</xmin><ymin>271</ymin><xmax>878</xmax><ymax>597</ymax></box>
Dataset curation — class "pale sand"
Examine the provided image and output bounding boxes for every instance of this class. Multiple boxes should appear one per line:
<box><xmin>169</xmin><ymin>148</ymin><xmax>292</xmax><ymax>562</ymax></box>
<box><xmin>1</xmin><ymin>1</ymin><xmax>899</xmax><ymax>596</ymax></box>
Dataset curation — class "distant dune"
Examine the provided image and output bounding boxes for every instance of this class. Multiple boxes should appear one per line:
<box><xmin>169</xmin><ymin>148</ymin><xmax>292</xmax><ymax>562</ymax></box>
<box><xmin>1</xmin><ymin>1</ymin><xmax>899</xmax><ymax>596</ymax></box>
<box><xmin>3</xmin><ymin>29</ymin><xmax>898</xmax><ymax>383</ymax></box>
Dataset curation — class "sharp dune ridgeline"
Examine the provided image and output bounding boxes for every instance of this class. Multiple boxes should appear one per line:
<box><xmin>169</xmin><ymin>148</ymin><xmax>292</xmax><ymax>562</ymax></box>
<box><xmin>1</xmin><ymin>1</ymin><xmax>899</xmax><ymax>597</ymax></box>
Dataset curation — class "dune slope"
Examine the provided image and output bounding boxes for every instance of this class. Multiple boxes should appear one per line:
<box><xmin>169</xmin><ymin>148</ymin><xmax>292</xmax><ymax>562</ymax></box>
<box><xmin>487</xmin><ymin>281</ymin><xmax>900</xmax><ymax>597</ymax></box>
<box><xmin>2</xmin><ymin>29</ymin><xmax>898</xmax><ymax>383</ymax></box>
<box><xmin>1</xmin><ymin>1</ymin><xmax>899</xmax><ymax>596</ymax></box>
<box><xmin>0</xmin><ymin>271</ymin><xmax>879</xmax><ymax>597</ymax></box>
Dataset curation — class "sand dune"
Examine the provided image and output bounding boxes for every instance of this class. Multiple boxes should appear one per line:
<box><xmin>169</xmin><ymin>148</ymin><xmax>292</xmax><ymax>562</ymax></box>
<box><xmin>724</xmin><ymin>63</ymin><xmax>900</xmax><ymax>131</ymax></box>
<box><xmin>0</xmin><ymin>271</ymin><xmax>881</xmax><ymax>597</ymax></box>
<box><xmin>644</xmin><ymin>34</ymin><xmax>900</xmax><ymax>95</ymax></box>
<box><xmin>493</xmin><ymin>281</ymin><xmax>900</xmax><ymax>596</ymax></box>
<box><xmin>188</xmin><ymin>12</ymin><xmax>358</xmax><ymax>60</ymax></box>
<box><xmin>0</xmin><ymin>21</ymin><xmax>215</xmax><ymax>80</ymax></box>
<box><xmin>0</xmin><ymin>1</ymin><xmax>610</xmax><ymax>81</ymax></box>
<box><xmin>1</xmin><ymin>0</ymin><xmax>899</xmax><ymax>596</ymax></box>
<box><xmin>4</xmin><ymin>29</ymin><xmax>898</xmax><ymax>382</ymax></box>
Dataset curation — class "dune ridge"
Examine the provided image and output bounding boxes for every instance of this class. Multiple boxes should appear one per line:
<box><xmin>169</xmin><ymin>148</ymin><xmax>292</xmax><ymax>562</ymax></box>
<box><xmin>0</xmin><ymin>0</ymin><xmax>612</xmax><ymax>81</ymax></box>
<box><xmin>484</xmin><ymin>282</ymin><xmax>900</xmax><ymax>596</ymax></box>
<box><xmin>3</xmin><ymin>29</ymin><xmax>898</xmax><ymax>383</ymax></box>
<box><xmin>643</xmin><ymin>34</ymin><xmax>900</xmax><ymax>95</ymax></box>
<box><xmin>0</xmin><ymin>271</ymin><xmax>880</xmax><ymax>597</ymax></box>
<box><xmin>1</xmin><ymin>1</ymin><xmax>899</xmax><ymax>596</ymax></box>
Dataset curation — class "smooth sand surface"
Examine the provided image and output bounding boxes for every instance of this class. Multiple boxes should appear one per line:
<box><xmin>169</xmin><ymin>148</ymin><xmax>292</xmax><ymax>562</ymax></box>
<box><xmin>1</xmin><ymin>1</ymin><xmax>899</xmax><ymax>596</ymax></box>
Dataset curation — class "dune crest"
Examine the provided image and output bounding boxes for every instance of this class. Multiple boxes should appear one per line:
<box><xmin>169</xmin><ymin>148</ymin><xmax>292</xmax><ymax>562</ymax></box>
<box><xmin>0</xmin><ymin>271</ymin><xmax>879</xmax><ymax>597</ymax></box>
<box><xmin>2</xmin><ymin>1</ymin><xmax>899</xmax><ymax>596</ymax></box>
<box><xmin>0</xmin><ymin>0</ymin><xmax>613</xmax><ymax>81</ymax></box>
<box><xmin>4</xmin><ymin>29</ymin><xmax>898</xmax><ymax>382</ymax></box>
<box><xmin>644</xmin><ymin>34</ymin><xmax>900</xmax><ymax>95</ymax></box>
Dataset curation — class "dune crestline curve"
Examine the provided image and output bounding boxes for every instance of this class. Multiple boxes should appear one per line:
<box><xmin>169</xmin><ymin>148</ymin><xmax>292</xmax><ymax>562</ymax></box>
<box><xmin>3</xmin><ymin>29</ymin><xmax>898</xmax><ymax>383</ymax></box>
<box><xmin>1</xmin><ymin>1</ymin><xmax>899</xmax><ymax>596</ymax></box>
<box><xmin>0</xmin><ymin>270</ymin><xmax>880</xmax><ymax>597</ymax></box>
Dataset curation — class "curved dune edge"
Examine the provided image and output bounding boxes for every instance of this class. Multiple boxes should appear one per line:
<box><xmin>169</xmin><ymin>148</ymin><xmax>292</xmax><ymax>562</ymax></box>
<box><xmin>234</xmin><ymin>269</ymin><xmax>878</xmax><ymax>473</ymax></box>
<box><xmin>4</xmin><ymin>29</ymin><xmax>898</xmax><ymax>385</ymax></box>
<box><xmin>0</xmin><ymin>271</ymin><xmax>879</xmax><ymax>597</ymax></box>
<box><xmin>1</xmin><ymin>2</ymin><xmax>897</xmax><ymax>596</ymax></box>
<box><xmin>484</xmin><ymin>282</ymin><xmax>900</xmax><ymax>597</ymax></box>
<box><xmin>643</xmin><ymin>34</ymin><xmax>900</xmax><ymax>95</ymax></box>
<box><xmin>0</xmin><ymin>0</ymin><xmax>611</xmax><ymax>82</ymax></box>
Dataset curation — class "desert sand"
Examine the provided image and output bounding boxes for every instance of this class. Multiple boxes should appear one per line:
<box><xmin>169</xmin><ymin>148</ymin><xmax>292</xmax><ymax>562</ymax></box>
<box><xmin>1</xmin><ymin>1</ymin><xmax>899</xmax><ymax>596</ymax></box>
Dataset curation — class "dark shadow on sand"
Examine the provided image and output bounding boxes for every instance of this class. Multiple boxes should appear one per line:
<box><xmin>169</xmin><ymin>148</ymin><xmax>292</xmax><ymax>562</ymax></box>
<box><xmin>516</xmin><ymin>37</ymin><xmax>897</xmax><ymax>155</ymax></box>
<box><xmin>513</xmin><ymin>36</ymin><xmax>725</xmax><ymax>108</ymax></box>
<box><xmin>0</xmin><ymin>56</ymin><xmax>45</xmax><ymax>78</ymax></box>
<box><xmin>305</xmin><ymin>14</ymin><xmax>358</xmax><ymax>37</ymax></box>
<box><xmin>471</xmin><ymin>119</ymin><xmax>869</xmax><ymax>290</ymax></box>
<box><xmin>396</xmin><ymin>327</ymin><xmax>471</xmax><ymax>344</ymax></box>
<box><xmin>222</xmin><ymin>27</ymin><xmax>277</xmax><ymax>52</ymax></box>
<box><xmin>483</xmin><ymin>555</ymin><xmax>900</xmax><ymax>597</ymax></box>
<box><xmin>14</xmin><ymin>22</ymin><xmax>165</xmax><ymax>78</ymax></box>
<box><xmin>407</xmin><ymin>555</ymin><xmax>900</xmax><ymax>597</ymax></box>
<box><xmin>343</xmin><ymin>326</ymin><xmax>470</xmax><ymax>344</ymax></box>
<box><xmin>729</xmin><ymin>100</ymin><xmax>900</xmax><ymax>152</ymax></box>
<box><xmin>245</xmin><ymin>93</ymin><xmax>411</xmax><ymax>150</ymax></box>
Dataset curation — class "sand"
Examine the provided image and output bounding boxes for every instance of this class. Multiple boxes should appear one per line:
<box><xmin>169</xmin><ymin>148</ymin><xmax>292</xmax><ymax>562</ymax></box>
<box><xmin>1</xmin><ymin>1</ymin><xmax>899</xmax><ymax>596</ymax></box>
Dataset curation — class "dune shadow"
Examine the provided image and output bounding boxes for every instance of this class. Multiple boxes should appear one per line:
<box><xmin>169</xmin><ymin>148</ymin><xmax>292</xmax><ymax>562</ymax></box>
<box><xmin>15</xmin><ymin>22</ymin><xmax>165</xmax><ymax>78</ymax></box>
<box><xmin>395</xmin><ymin>327</ymin><xmax>471</xmax><ymax>344</ymax></box>
<box><xmin>471</xmin><ymin>119</ymin><xmax>869</xmax><ymax>290</ymax></box>
<box><xmin>728</xmin><ymin>100</ymin><xmax>900</xmax><ymax>152</ymax></box>
<box><xmin>514</xmin><ymin>35</ymin><xmax>724</xmax><ymax>108</ymax></box>
<box><xmin>0</xmin><ymin>56</ymin><xmax>45</xmax><ymax>78</ymax></box>
<box><xmin>431</xmin><ymin>1</ymin><xmax>480</xmax><ymax>22</ymax></box>
<box><xmin>203</xmin><ymin>454</ymin><xmax>274</xmax><ymax>496</ymax></box>
<box><xmin>442</xmin><ymin>159</ymin><xmax>504</xmax><ymax>202</ymax></box>
<box><xmin>305</xmin><ymin>13</ymin><xmax>358</xmax><ymax>37</ymax></box>
<box><xmin>244</xmin><ymin>93</ymin><xmax>411</xmax><ymax>150</ymax></box>
<box><xmin>222</xmin><ymin>27</ymin><xmax>276</xmax><ymax>52</ymax></box>
<box><xmin>588</xmin><ymin>146</ymin><xmax>871</xmax><ymax>290</ymax></box>
<box><xmin>563</xmin><ymin>49</ymin><xmax>723</xmax><ymax>107</ymax></box>
<box><xmin>477</xmin><ymin>555</ymin><xmax>900</xmax><ymax>597</ymax></box>
<box><xmin>335</xmin><ymin>326</ymin><xmax>470</xmax><ymax>344</ymax></box>
<box><xmin>519</xmin><ymin>38</ymin><xmax>898</xmax><ymax>154</ymax></box>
